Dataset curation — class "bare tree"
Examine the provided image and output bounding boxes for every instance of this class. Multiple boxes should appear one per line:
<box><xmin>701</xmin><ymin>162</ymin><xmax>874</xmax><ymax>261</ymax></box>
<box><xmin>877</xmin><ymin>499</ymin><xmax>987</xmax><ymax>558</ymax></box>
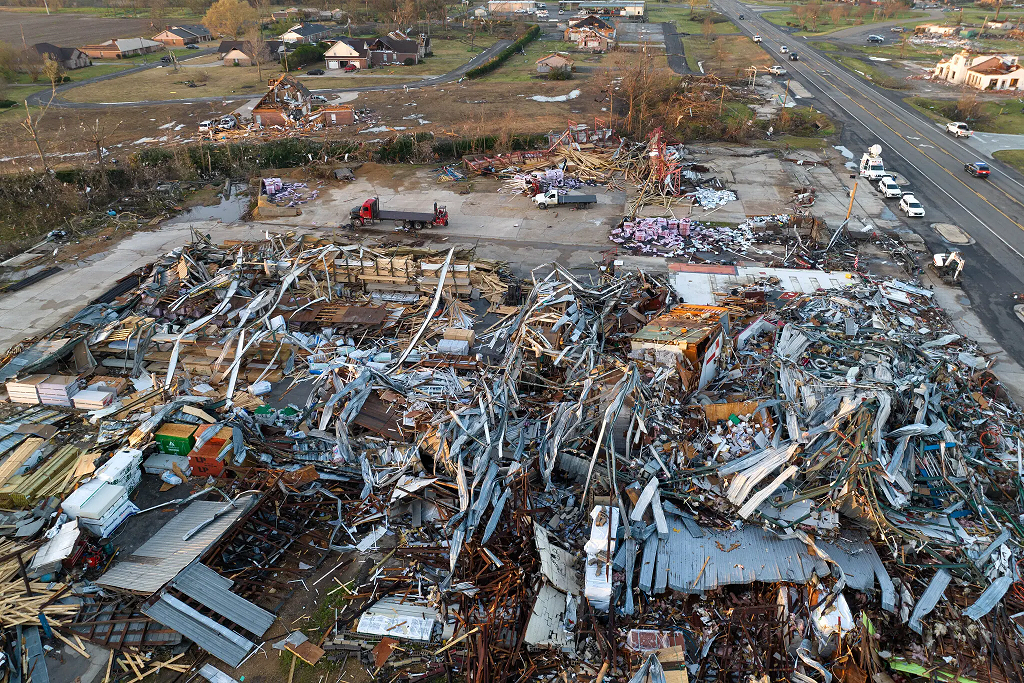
<box><xmin>244</xmin><ymin>29</ymin><xmax>272</xmax><ymax>82</ymax></box>
<box><xmin>81</xmin><ymin>118</ymin><xmax>123</xmax><ymax>172</ymax></box>
<box><xmin>807</xmin><ymin>5</ymin><xmax>821</xmax><ymax>30</ymax></box>
<box><xmin>955</xmin><ymin>92</ymin><xmax>982</xmax><ymax>121</ymax></box>
<box><xmin>18</xmin><ymin>56</ymin><xmax>63</xmax><ymax>171</ymax></box>
<box><xmin>19</xmin><ymin>47</ymin><xmax>44</xmax><ymax>83</ymax></box>
<box><xmin>829</xmin><ymin>4</ymin><xmax>845</xmax><ymax>28</ymax></box>
<box><xmin>702</xmin><ymin>15</ymin><xmax>715</xmax><ymax>43</ymax></box>
<box><xmin>150</xmin><ymin>0</ymin><xmax>168</xmax><ymax>27</ymax></box>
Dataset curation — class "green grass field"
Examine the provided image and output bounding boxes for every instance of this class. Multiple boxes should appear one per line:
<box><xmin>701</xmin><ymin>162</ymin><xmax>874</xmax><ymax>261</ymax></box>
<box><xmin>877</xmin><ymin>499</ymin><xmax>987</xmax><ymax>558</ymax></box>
<box><xmin>762</xmin><ymin>6</ymin><xmax>925</xmax><ymax>36</ymax></box>
<box><xmin>908</xmin><ymin>96</ymin><xmax>1024</xmax><ymax>134</ymax></box>
<box><xmin>646</xmin><ymin>8</ymin><xmax>739</xmax><ymax>33</ymax></box>
<box><xmin>993</xmin><ymin>150</ymin><xmax>1024</xmax><ymax>174</ymax></box>
<box><xmin>683</xmin><ymin>33</ymin><xmax>774</xmax><ymax>74</ymax></box>
<box><xmin>832</xmin><ymin>54</ymin><xmax>909</xmax><ymax>88</ymax></box>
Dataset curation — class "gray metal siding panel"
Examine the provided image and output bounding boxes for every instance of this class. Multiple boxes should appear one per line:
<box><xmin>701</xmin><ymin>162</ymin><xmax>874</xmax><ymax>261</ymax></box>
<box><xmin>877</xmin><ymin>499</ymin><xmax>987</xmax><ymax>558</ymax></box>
<box><xmin>144</xmin><ymin>595</ymin><xmax>253</xmax><ymax>667</ymax></box>
<box><xmin>98</xmin><ymin>496</ymin><xmax>254</xmax><ymax>593</ymax></box>
<box><xmin>662</xmin><ymin>524</ymin><xmax>831</xmax><ymax>593</ymax></box>
<box><xmin>173</xmin><ymin>563</ymin><xmax>276</xmax><ymax>637</ymax></box>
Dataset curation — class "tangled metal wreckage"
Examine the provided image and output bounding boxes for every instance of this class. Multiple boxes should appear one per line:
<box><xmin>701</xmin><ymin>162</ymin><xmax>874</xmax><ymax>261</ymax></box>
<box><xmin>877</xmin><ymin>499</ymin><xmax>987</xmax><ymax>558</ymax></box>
<box><xmin>2</xmin><ymin>231</ymin><xmax>1024</xmax><ymax>683</ymax></box>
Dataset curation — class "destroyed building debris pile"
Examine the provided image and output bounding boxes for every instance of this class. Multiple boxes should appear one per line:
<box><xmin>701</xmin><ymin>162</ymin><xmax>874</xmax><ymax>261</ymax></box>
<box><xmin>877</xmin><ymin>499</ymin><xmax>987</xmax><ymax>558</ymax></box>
<box><xmin>0</xmin><ymin>227</ymin><xmax>1022</xmax><ymax>683</ymax></box>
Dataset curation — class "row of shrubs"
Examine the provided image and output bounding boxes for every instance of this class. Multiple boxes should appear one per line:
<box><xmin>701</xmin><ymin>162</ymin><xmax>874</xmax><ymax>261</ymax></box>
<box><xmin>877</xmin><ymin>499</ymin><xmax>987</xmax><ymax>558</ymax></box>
<box><xmin>464</xmin><ymin>24</ymin><xmax>540</xmax><ymax>78</ymax></box>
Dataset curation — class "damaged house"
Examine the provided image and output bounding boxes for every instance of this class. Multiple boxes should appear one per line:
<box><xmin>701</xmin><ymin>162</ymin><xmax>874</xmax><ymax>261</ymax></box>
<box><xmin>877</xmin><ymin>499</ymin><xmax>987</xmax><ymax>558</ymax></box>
<box><xmin>565</xmin><ymin>14</ymin><xmax>616</xmax><ymax>40</ymax></box>
<box><xmin>252</xmin><ymin>74</ymin><xmax>312</xmax><ymax>127</ymax></box>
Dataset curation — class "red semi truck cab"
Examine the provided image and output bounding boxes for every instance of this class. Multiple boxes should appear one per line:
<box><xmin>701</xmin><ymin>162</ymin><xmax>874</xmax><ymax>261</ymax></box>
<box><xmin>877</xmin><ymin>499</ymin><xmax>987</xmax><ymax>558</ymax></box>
<box><xmin>350</xmin><ymin>197</ymin><xmax>449</xmax><ymax>229</ymax></box>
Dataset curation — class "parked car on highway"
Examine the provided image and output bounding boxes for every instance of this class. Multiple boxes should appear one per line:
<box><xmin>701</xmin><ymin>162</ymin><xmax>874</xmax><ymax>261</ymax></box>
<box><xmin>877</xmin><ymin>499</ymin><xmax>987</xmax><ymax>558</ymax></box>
<box><xmin>899</xmin><ymin>193</ymin><xmax>925</xmax><ymax>217</ymax></box>
<box><xmin>768</xmin><ymin>65</ymin><xmax>787</xmax><ymax>75</ymax></box>
<box><xmin>964</xmin><ymin>161</ymin><xmax>991</xmax><ymax>178</ymax></box>
<box><xmin>307</xmin><ymin>68</ymin><xmax>325</xmax><ymax>75</ymax></box>
<box><xmin>752</xmin><ymin>34</ymin><xmax>762</xmax><ymax>42</ymax></box>
<box><xmin>779</xmin><ymin>44</ymin><xmax>789</xmax><ymax>53</ymax></box>
<box><xmin>878</xmin><ymin>175</ymin><xmax>902</xmax><ymax>198</ymax></box>
<box><xmin>946</xmin><ymin>121</ymin><xmax>973</xmax><ymax>137</ymax></box>
<box><xmin>867</xmin><ymin>34</ymin><xmax>885</xmax><ymax>43</ymax></box>
<box><xmin>789</xmin><ymin>52</ymin><xmax>799</xmax><ymax>60</ymax></box>
<box><xmin>738</xmin><ymin>13</ymin><xmax>745</xmax><ymax>19</ymax></box>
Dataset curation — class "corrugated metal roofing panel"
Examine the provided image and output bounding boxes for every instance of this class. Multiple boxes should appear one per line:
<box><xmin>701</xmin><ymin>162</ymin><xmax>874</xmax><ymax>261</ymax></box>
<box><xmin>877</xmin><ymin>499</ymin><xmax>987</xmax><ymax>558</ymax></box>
<box><xmin>964</xmin><ymin>575</ymin><xmax>1013</xmax><ymax>621</ymax></box>
<box><xmin>908</xmin><ymin>569</ymin><xmax>951</xmax><ymax>634</ymax></box>
<box><xmin>816</xmin><ymin>537</ymin><xmax>879</xmax><ymax>592</ymax></box>
<box><xmin>143</xmin><ymin>594</ymin><xmax>254</xmax><ymax>668</ymax></box>
<box><xmin>172</xmin><ymin>563</ymin><xmax>276</xmax><ymax>637</ymax></box>
<box><xmin>98</xmin><ymin>496</ymin><xmax>254</xmax><ymax>594</ymax></box>
<box><xmin>657</xmin><ymin>524</ymin><xmax>829</xmax><ymax>594</ymax></box>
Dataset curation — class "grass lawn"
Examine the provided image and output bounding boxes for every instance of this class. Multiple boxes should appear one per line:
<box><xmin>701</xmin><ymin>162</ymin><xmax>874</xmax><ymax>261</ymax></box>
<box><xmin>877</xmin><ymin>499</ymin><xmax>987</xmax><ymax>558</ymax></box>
<box><xmin>374</xmin><ymin>33</ymin><xmax>501</xmax><ymax>76</ymax></box>
<box><xmin>951</xmin><ymin>7</ymin><xmax>1024</xmax><ymax>24</ymax></box>
<box><xmin>763</xmin><ymin>7</ymin><xmax>925</xmax><ymax>36</ymax></box>
<box><xmin>764</xmin><ymin>134</ymin><xmax>830</xmax><ymax>150</ymax></box>
<box><xmin>683</xmin><ymin>34</ymin><xmax>774</xmax><ymax>76</ymax></box>
<box><xmin>309</xmin><ymin>76</ymin><xmax>429</xmax><ymax>87</ymax></box>
<box><xmin>64</xmin><ymin>62</ymin><xmax>288</xmax><ymax>103</ymax></box>
<box><xmin>832</xmin><ymin>54</ymin><xmax>908</xmax><ymax>88</ymax></box>
<box><xmin>475</xmin><ymin>39</ymin><xmax>646</xmax><ymax>82</ymax></box>
<box><xmin>993</xmin><ymin>150</ymin><xmax>1024</xmax><ymax>174</ymax></box>
<box><xmin>811</xmin><ymin>38</ymin><xmax>948</xmax><ymax>62</ymax></box>
<box><xmin>0</xmin><ymin>85</ymin><xmax>50</xmax><ymax>121</ymax></box>
<box><xmin>907</xmin><ymin>96</ymin><xmax>1024</xmax><ymax>134</ymax></box>
<box><xmin>646</xmin><ymin>8</ymin><xmax>738</xmax><ymax>33</ymax></box>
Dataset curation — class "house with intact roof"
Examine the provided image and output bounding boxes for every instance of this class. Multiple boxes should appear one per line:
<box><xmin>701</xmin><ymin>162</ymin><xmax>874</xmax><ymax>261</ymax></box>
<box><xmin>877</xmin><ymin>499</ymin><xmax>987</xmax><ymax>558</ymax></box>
<box><xmin>79</xmin><ymin>38</ymin><xmax>164</xmax><ymax>59</ymax></box>
<box><xmin>325</xmin><ymin>39</ymin><xmax>369</xmax><ymax>70</ymax></box>
<box><xmin>933</xmin><ymin>50</ymin><xmax>1024</xmax><ymax>90</ymax></box>
<box><xmin>32</xmin><ymin>43</ymin><xmax>91</xmax><ymax>70</ymax></box>
<box><xmin>152</xmin><ymin>25</ymin><xmax>213</xmax><ymax>46</ymax></box>
<box><xmin>279</xmin><ymin>23</ymin><xmax>332</xmax><ymax>44</ymax></box>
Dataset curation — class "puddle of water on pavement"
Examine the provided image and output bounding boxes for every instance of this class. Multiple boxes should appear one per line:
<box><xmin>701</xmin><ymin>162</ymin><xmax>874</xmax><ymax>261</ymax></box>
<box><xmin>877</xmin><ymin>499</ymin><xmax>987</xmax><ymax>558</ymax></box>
<box><xmin>166</xmin><ymin>182</ymin><xmax>249</xmax><ymax>225</ymax></box>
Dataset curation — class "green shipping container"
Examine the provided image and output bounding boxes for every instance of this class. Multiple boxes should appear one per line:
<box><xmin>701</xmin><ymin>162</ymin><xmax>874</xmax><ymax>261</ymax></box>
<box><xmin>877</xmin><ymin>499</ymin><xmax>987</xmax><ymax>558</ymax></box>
<box><xmin>154</xmin><ymin>423</ymin><xmax>198</xmax><ymax>455</ymax></box>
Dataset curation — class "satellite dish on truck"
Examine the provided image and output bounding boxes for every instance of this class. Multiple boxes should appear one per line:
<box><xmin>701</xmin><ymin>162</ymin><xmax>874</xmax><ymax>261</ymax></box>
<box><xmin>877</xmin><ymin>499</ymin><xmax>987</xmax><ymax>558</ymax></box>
<box><xmin>868</xmin><ymin>144</ymin><xmax>882</xmax><ymax>157</ymax></box>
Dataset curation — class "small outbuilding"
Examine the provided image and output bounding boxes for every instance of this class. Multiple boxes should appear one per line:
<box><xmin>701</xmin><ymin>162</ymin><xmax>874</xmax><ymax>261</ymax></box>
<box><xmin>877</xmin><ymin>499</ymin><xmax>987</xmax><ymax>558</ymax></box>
<box><xmin>536</xmin><ymin>53</ymin><xmax>574</xmax><ymax>74</ymax></box>
<box><xmin>223</xmin><ymin>48</ymin><xmax>252</xmax><ymax>66</ymax></box>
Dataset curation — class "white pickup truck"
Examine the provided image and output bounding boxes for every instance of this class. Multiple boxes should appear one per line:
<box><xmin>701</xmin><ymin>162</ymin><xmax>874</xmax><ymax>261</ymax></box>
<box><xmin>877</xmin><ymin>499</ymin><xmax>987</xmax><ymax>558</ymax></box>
<box><xmin>946</xmin><ymin>121</ymin><xmax>973</xmax><ymax>137</ymax></box>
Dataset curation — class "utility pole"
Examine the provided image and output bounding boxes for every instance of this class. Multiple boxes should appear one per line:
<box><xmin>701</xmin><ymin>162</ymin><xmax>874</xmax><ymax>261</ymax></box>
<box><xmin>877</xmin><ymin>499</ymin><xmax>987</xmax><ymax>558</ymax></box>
<box><xmin>846</xmin><ymin>181</ymin><xmax>858</xmax><ymax>220</ymax></box>
<box><xmin>719</xmin><ymin>84</ymin><xmax>726</xmax><ymax>116</ymax></box>
<box><xmin>781</xmin><ymin>77</ymin><xmax>791</xmax><ymax>109</ymax></box>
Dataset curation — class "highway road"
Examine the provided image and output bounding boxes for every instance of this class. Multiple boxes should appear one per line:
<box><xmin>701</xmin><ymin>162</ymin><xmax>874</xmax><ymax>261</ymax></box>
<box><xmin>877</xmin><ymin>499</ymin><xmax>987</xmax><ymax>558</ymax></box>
<box><xmin>715</xmin><ymin>0</ymin><xmax>1024</xmax><ymax>365</ymax></box>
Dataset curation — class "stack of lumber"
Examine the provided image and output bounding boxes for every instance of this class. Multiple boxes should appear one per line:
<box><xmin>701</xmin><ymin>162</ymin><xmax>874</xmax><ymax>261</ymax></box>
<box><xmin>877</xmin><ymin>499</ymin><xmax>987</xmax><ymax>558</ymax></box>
<box><xmin>5</xmin><ymin>375</ymin><xmax>49</xmax><ymax>405</ymax></box>
<box><xmin>0</xmin><ymin>437</ymin><xmax>46</xmax><ymax>489</ymax></box>
<box><xmin>0</xmin><ymin>540</ymin><xmax>80</xmax><ymax>627</ymax></box>
<box><xmin>37</xmin><ymin>376</ymin><xmax>79</xmax><ymax>407</ymax></box>
<box><xmin>73</xmin><ymin>390</ymin><xmax>116</xmax><ymax>410</ymax></box>
<box><xmin>0</xmin><ymin>444</ymin><xmax>82</xmax><ymax>508</ymax></box>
